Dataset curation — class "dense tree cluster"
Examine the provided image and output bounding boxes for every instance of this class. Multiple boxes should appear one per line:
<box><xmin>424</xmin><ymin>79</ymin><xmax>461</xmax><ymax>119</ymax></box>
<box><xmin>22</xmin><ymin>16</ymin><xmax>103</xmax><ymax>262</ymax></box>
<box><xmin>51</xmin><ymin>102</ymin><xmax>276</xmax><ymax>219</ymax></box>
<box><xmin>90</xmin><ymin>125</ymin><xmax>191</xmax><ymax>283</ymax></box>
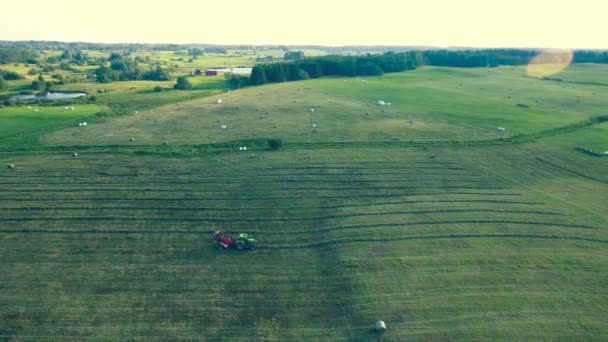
<box><xmin>94</xmin><ymin>53</ymin><xmax>171</xmax><ymax>83</ymax></box>
<box><xmin>251</xmin><ymin>52</ymin><xmax>418</xmax><ymax>85</ymax></box>
<box><xmin>422</xmin><ymin>49</ymin><xmax>538</xmax><ymax>67</ymax></box>
<box><xmin>0</xmin><ymin>47</ymin><xmax>38</xmax><ymax>64</ymax></box>
<box><xmin>573</xmin><ymin>50</ymin><xmax>608</xmax><ymax>63</ymax></box>
<box><xmin>204</xmin><ymin>46</ymin><xmax>228</xmax><ymax>54</ymax></box>
<box><xmin>0</xmin><ymin>69</ymin><xmax>24</xmax><ymax>80</ymax></box>
<box><xmin>284</xmin><ymin>51</ymin><xmax>305</xmax><ymax>61</ymax></box>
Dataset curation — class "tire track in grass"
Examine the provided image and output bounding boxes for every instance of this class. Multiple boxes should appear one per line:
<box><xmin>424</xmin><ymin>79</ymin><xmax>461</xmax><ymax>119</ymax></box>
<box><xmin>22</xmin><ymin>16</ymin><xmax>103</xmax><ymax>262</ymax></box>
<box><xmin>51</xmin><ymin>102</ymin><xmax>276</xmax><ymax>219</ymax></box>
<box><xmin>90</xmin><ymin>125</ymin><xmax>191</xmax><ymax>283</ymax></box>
<box><xmin>0</xmin><ymin>209</ymin><xmax>567</xmax><ymax>223</ymax></box>
<box><xmin>0</xmin><ymin>220</ymin><xmax>596</xmax><ymax>234</ymax></box>
<box><xmin>264</xmin><ymin>233</ymin><xmax>608</xmax><ymax>249</ymax></box>
<box><xmin>0</xmin><ymin>199</ymin><xmax>546</xmax><ymax>211</ymax></box>
<box><xmin>536</xmin><ymin>158</ymin><xmax>608</xmax><ymax>185</ymax></box>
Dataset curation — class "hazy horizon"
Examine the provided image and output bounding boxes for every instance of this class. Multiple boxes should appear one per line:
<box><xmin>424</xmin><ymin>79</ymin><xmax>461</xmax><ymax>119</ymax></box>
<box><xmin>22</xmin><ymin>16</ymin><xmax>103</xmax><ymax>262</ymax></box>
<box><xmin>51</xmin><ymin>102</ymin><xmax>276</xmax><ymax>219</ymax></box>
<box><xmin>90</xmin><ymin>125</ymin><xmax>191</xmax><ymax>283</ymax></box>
<box><xmin>1</xmin><ymin>0</ymin><xmax>606</xmax><ymax>49</ymax></box>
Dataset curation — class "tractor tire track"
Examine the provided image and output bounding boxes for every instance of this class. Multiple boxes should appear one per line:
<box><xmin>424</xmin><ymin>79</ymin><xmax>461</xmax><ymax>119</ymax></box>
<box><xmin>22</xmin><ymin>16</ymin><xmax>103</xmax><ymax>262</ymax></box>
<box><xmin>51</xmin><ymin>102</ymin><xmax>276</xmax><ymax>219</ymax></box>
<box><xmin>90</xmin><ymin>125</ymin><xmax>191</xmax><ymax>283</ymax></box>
<box><xmin>536</xmin><ymin>158</ymin><xmax>608</xmax><ymax>185</ymax></box>
<box><xmin>262</xmin><ymin>233</ymin><xmax>608</xmax><ymax>249</ymax></box>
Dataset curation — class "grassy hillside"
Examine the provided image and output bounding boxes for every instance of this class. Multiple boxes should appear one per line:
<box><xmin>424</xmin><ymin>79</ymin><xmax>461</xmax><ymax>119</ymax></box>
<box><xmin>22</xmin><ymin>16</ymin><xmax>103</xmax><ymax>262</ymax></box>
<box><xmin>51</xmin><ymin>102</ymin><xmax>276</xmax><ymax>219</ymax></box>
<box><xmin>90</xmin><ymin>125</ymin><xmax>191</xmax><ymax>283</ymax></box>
<box><xmin>41</xmin><ymin>66</ymin><xmax>608</xmax><ymax>147</ymax></box>
<box><xmin>0</xmin><ymin>64</ymin><xmax>607</xmax><ymax>340</ymax></box>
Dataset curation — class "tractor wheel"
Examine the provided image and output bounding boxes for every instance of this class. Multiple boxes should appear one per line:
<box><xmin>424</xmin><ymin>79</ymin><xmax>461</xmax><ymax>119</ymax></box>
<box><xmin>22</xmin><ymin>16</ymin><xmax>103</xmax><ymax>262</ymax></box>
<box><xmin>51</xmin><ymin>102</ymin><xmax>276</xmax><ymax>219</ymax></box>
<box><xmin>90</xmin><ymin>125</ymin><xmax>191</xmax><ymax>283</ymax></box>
<box><xmin>236</xmin><ymin>242</ymin><xmax>245</xmax><ymax>250</ymax></box>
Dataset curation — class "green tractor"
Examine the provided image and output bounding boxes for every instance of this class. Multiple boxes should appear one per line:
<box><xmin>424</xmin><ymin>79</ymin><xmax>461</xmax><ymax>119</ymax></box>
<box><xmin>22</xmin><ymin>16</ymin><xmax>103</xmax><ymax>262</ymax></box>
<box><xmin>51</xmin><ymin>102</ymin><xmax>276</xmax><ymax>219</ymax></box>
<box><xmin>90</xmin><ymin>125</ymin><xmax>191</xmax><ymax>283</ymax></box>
<box><xmin>213</xmin><ymin>231</ymin><xmax>257</xmax><ymax>250</ymax></box>
<box><xmin>236</xmin><ymin>233</ymin><xmax>257</xmax><ymax>250</ymax></box>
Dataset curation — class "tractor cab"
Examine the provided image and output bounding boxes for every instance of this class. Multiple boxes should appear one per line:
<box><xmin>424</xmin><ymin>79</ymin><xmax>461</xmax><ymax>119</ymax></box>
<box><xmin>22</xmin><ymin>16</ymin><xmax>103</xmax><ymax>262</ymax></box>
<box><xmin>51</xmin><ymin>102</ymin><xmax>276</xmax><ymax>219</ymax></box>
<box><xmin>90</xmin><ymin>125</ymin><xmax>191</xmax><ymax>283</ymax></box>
<box><xmin>236</xmin><ymin>233</ymin><xmax>257</xmax><ymax>250</ymax></box>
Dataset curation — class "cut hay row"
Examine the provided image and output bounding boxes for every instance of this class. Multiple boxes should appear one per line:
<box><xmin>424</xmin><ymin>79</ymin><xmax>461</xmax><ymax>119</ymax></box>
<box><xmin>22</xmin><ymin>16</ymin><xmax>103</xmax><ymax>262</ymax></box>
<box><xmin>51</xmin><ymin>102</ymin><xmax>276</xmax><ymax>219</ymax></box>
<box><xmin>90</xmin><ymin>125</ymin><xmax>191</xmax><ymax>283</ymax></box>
<box><xmin>0</xmin><ymin>209</ymin><xmax>566</xmax><ymax>223</ymax></box>
<box><xmin>0</xmin><ymin>178</ymin><xmax>494</xmax><ymax>186</ymax></box>
<box><xmin>0</xmin><ymin>170</ymin><xmax>481</xmax><ymax>179</ymax></box>
<box><xmin>0</xmin><ymin>199</ymin><xmax>546</xmax><ymax>211</ymax></box>
<box><xmin>0</xmin><ymin>220</ymin><xmax>595</xmax><ymax>235</ymax></box>
<box><xmin>0</xmin><ymin>185</ymin><xmax>509</xmax><ymax>193</ymax></box>
<box><xmin>0</xmin><ymin>191</ymin><xmax>524</xmax><ymax>202</ymax></box>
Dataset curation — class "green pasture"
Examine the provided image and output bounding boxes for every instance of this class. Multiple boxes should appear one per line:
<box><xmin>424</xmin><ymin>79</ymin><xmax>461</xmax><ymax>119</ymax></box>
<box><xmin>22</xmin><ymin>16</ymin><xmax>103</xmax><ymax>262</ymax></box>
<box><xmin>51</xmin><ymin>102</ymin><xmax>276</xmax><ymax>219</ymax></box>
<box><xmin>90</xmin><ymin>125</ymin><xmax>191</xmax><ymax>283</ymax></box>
<box><xmin>0</xmin><ymin>105</ymin><xmax>102</xmax><ymax>139</ymax></box>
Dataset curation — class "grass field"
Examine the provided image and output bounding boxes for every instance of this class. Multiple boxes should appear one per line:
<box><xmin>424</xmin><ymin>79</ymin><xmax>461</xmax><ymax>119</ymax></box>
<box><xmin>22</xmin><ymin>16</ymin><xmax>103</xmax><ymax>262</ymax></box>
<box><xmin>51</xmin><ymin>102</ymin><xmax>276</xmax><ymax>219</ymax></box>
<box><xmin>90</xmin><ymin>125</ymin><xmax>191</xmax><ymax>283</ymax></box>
<box><xmin>0</xmin><ymin>105</ymin><xmax>102</xmax><ymax>140</ymax></box>
<box><xmin>41</xmin><ymin>66</ymin><xmax>608</xmax><ymax>147</ymax></box>
<box><xmin>0</xmin><ymin>63</ymin><xmax>607</xmax><ymax>340</ymax></box>
<box><xmin>545</xmin><ymin>63</ymin><xmax>608</xmax><ymax>86</ymax></box>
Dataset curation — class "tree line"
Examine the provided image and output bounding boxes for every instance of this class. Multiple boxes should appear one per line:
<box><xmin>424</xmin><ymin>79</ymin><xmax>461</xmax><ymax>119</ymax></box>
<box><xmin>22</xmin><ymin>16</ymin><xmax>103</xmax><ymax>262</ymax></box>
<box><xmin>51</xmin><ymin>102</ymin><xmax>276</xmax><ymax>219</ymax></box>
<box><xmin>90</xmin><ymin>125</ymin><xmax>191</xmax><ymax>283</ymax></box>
<box><xmin>422</xmin><ymin>49</ymin><xmax>608</xmax><ymax>67</ymax></box>
<box><xmin>250</xmin><ymin>52</ymin><xmax>419</xmax><ymax>85</ymax></box>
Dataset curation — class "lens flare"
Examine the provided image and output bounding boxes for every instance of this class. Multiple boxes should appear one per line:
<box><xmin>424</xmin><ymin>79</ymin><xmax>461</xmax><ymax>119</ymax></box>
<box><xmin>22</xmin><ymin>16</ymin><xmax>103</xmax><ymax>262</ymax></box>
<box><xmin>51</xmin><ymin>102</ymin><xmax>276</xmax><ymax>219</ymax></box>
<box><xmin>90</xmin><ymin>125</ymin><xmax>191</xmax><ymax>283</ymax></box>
<box><xmin>526</xmin><ymin>49</ymin><xmax>573</xmax><ymax>78</ymax></box>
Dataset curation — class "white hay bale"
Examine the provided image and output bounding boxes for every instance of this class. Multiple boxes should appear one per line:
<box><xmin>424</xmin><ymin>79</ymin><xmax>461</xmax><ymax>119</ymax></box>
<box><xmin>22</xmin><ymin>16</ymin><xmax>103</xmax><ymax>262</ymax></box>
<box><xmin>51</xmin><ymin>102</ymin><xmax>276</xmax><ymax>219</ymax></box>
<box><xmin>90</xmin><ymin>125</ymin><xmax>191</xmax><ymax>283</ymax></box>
<box><xmin>7</xmin><ymin>164</ymin><xmax>15</xmax><ymax>169</ymax></box>
<box><xmin>163</xmin><ymin>141</ymin><xmax>168</xmax><ymax>145</ymax></box>
<box><xmin>220</xmin><ymin>125</ymin><xmax>227</xmax><ymax>129</ymax></box>
<box><xmin>217</xmin><ymin>99</ymin><xmax>223</xmax><ymax>104</ymax></box>
<box><xmin>72</xmin><ymin>152</ymin><xmax>78</xmax><ymax>157</ymax></box>
<box><xmin>134</xmin><ymin>111</ymin><xmax>138</xmax><ymax>114</ymax></box>
<box><xmin>498</xmin><ymin>127</ymin><xmax>506</xmax><ymax>132</ymax></box>
<box><xmin>27</xmin><ymin>106</ymin><xmax>31</xmax><ymax>109</ymax></box>
<box><xmin>310</xmin><ymin>108</ymin><xmax>315</xmax><ymax>112</ymax></box>
<box><xmin>129</xmin><ymin>137</ymin><xmax>135</xmax><ymax>141</ymax></box>
<box><xmin>82</xmin><ymin>122</ymin><xmax>87</xmax><ymax>126</ymax></box>
<box><xmin>243</xmin><ymin>147</ymin><xmax>247</xmax><ymax>151</ymax></box>
<box><xmin>78</xmin><ymin>123</ymin><xmax>83</xmax><ymax>127</ymax></box>
<box><xmin>64</xmin><ymin>106</ymin><xmax>69</xmax><ymax>110</ymax></box>
<box><xmin>375</xmin><ymin>321</ymin><xmax>386</xmax><ymax>333</ymax></box>
<box><xmin>239</xmin><ymin>147</ymin><xmax>244</xmax><ymax>151</ymax></box>
<box><xmin>70</xmin><ymin>107</ymin><xmax>75</xmax><ymax>110</ymax></box>
<box><xmin>377</xmin><ymin>100</ymin><xmax>386</xmax><ymax>106</ymax></box>
<box><xmin>34</xmin><ymin>109</ymin><xmax>38</xmax><ymax>112</ymax></box>
<box><xmin>312</xmin><ymin>123</ymin><xmax>317</xmax><ymax>128</ymax></box>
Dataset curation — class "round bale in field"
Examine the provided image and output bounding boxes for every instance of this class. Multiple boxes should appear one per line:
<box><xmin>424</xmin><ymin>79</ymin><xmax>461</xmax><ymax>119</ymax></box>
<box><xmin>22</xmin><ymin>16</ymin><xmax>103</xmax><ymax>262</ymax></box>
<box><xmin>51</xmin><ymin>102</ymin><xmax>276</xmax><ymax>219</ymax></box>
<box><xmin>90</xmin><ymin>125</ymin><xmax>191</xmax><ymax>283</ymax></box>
<box><xmin>7</xmin><ymin>164</ymin><xmax>15</xmax><ymax>169</ymax></box>
<box><xmin>72</xmin><ymin>153</ymin><xmax>78</xmax><ymax>157</ymax></box>
<box><xmin>129</xmin><ymin>137</ymin><xmax>135</xmax><ymax>141</ymax></box>
<box><xmin>375</xmin><ymin>321</ymin><xmax>386</xmax><ymax>333</ymax></box>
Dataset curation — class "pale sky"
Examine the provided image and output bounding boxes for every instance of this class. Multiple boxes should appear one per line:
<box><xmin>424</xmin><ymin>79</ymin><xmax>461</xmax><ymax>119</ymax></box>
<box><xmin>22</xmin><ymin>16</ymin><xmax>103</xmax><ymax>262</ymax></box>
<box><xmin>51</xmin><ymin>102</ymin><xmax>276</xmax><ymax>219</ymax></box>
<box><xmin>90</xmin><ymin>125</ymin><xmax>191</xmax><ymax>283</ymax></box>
<box><xmin>1</xmin><ymin>0</ymin><xmax>606</xmax><ymax>49</ymax></box>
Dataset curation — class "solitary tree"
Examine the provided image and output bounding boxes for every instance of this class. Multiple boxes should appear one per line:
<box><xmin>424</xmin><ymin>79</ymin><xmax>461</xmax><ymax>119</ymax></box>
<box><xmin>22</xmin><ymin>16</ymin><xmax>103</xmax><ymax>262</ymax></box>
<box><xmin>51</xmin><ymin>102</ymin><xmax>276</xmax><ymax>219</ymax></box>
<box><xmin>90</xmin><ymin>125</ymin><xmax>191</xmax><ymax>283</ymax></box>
<box><xmin>174</xmin><ymin>76</ymin><xmax>192</xmax><ymax>90</ymax></box>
